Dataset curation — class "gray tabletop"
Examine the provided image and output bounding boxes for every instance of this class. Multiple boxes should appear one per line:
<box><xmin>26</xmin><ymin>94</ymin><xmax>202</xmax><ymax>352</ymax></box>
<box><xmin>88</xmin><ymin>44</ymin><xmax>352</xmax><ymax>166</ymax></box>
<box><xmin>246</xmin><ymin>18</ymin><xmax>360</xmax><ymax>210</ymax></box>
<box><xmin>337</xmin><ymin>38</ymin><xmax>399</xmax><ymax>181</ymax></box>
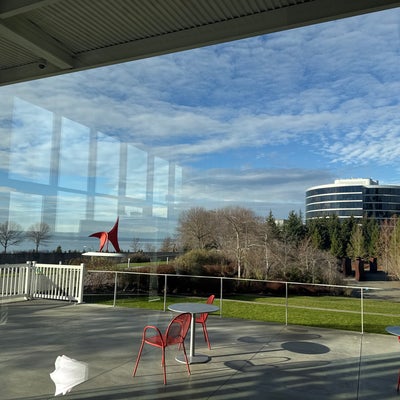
<box><xmin>386</xmin><ymin>326</ymin><xmax>400</xmax><ymax>336</ymax></box>
<box><xmin>168</xmin><ymin>302</ymin><xmax>219</xmax><ymax>314</ymax></box>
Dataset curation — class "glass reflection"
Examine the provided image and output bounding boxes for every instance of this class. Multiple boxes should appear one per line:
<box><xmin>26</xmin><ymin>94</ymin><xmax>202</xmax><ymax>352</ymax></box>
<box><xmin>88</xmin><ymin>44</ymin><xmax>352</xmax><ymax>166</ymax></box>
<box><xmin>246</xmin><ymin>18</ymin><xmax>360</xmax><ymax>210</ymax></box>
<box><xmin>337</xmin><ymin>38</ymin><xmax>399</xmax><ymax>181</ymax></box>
<box><xmin>10</xmin><ymin>98</ymin><xmax>53</xmax><ymax>184</ymax></box>
<box><xmin>95</xmin><ymin>133</ymin><xmax>120</xmax><ymax>196</ymax></box>
<box><xmin>1</xmin><ymin>96</ymin><xmax>182</xmax><ymax>251</ymax></box>
<box><xmin>59</xmin><ymin>118</ymin><xmax>89</xmax><ymax>191</ymax></box>
<box><xmin>55</xmin><ymin>192</ymin><xmax>87</xmax><ymax>233</ymax></box>
<box><xmin>9</xmin><ymin>192</ymin><xmax>43</xmax><ymax>228</ymax></box>
<box><xmin>153</xmin><ymin>157</ymin><xmax>169</xmax><ymax>218</ymax></box>
<box><xmin>126</xmin><ymin>145</ymin><xmax>147</xmax><ymax>200</ymax></box>
<box><xmin>0</xmin><ymin>8</ymin><xmax>397</xmax><ymax>252</ymax></box>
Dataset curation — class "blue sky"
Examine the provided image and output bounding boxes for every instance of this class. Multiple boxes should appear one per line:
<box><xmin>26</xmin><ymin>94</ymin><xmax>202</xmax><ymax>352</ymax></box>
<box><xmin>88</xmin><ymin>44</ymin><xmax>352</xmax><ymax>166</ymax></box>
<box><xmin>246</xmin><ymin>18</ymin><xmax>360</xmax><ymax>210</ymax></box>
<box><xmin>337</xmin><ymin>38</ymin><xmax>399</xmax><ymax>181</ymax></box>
<box><xmin>1</xmin><ymin>7</ymin><xmax>400</xmax><ymax>239</ymax></box>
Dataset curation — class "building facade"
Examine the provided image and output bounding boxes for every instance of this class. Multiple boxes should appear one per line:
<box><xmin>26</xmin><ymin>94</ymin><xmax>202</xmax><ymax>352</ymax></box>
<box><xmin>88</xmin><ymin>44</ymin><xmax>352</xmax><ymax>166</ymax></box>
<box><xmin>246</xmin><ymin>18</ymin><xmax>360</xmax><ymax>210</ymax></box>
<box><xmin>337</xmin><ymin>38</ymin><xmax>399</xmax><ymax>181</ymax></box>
<box><xmin>306</xmin><ymin>178</ymin><xmax>400</xmax><ymax>221</ymax></box>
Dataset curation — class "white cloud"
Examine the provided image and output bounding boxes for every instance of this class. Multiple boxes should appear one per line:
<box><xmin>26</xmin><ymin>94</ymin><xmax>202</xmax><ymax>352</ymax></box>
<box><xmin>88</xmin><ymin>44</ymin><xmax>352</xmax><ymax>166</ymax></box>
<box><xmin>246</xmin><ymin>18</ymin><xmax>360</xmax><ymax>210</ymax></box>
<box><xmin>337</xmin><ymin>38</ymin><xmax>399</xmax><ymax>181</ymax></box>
<box><xmin>178</xmin><ymin>167</ymin><xmax>334</xmax><ymax>218</ymax></box>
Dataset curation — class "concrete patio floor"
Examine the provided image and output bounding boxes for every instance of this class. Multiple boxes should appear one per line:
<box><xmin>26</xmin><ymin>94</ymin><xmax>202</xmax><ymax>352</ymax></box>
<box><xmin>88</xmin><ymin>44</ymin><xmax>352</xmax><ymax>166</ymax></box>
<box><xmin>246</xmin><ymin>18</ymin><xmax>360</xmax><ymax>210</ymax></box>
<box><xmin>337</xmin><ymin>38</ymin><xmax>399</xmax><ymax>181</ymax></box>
<box><xmin>1</xmin><ymin>300</ymin><xmax>400</xmax><ymax>400</ymax></box>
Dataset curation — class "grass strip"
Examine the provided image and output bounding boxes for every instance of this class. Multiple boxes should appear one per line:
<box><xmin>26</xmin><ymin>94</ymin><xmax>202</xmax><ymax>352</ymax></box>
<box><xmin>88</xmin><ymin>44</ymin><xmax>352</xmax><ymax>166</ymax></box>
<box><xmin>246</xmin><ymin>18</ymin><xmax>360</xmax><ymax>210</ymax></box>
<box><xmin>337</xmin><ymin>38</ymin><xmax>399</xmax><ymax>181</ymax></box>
<box><xmin>89</xmin><ymin>294</ymin><xmax>400</xmax><ymax>335</ymax></box>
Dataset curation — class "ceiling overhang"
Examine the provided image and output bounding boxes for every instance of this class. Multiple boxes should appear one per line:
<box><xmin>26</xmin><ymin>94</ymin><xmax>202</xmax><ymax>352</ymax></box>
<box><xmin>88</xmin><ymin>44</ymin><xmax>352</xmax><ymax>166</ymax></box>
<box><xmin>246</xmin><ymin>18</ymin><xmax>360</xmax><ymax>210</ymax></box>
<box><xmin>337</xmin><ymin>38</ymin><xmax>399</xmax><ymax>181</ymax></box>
<box><xmin>1</xmin><ymin>0</ymin><xmax>399</xmax><ymax>86</ymax></box>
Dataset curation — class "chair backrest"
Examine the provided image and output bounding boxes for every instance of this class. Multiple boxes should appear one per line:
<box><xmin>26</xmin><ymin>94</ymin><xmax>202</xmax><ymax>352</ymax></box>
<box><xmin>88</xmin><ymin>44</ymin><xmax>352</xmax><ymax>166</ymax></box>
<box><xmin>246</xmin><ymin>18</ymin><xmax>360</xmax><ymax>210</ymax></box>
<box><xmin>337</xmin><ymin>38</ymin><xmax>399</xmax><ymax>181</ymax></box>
<box><xmin>206</xmin><ymin>294</ymin><xmax>215</xmax><ymax>305</ymax></box>
<box><xmin>198</xmin><ymin>294</ymin><xmax>215</xmax><ymax>323</ymax></box>
<box><xmin>165</xmin><ymin>313</ymin><xmax>191</xmax><ymax>346</ymax></box>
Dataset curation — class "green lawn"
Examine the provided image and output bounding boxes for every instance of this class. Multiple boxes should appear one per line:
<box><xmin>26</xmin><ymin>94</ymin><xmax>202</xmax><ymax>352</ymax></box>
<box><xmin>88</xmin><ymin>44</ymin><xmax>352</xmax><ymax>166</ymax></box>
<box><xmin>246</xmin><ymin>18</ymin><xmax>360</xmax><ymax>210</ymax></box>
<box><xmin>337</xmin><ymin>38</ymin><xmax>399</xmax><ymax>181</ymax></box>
<box><xmin>91</xmin><ymin>294</ymin><xmax>400</xmax><ymax>335</ymax></box>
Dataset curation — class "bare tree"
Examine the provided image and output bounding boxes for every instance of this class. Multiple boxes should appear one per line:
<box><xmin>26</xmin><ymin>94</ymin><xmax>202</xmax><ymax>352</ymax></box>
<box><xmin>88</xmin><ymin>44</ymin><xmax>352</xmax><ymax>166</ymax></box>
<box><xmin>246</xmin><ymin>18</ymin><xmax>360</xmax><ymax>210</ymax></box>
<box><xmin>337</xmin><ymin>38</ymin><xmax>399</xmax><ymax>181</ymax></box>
<box><xmin>221</xmin><ymin>207</ymin><xmax>259</xmax><ymax>278</ymax></box>
<box><xmin>130</xmin><ymin>237</ymin><xmax>142</xmax><ymax>252</ymax></box>
<box><xmin>388</xmin><ymin>217</ymin><xmax>400</xmax><ymax>279</ymax></box>
<box><xmin>346</xmin><ymin>224</ymin><xmax>365</xmax><ymax>260</ymax></box>
<box><xmin>144</xmin><ymin>243</ymin><xmax>156</xmax><ymax>253</ymax></box>
<box><xmin>177</xmin><ymin>207</ymin><xmax>218</xmax><ymax>250</ymax></box>
<box><xmin>297</xmin><ymin>236</ymin><xmax>318</xmax><ymax>281</ymax></box>
<box><xmin>0</xmin><ymin>221</ymin><xmax>24</xmax><ymax>253</ymax></box>
<box><xmin>257</xmin><ymin>214</ymin><xmax>281</xmax><ymax>279</ymax></box>
<box><xmin>26</xmin><ymin>222</ymin><xmax>51</xmax><ymax>252</ymax></box>
<box><xmin>378</xmin><ymin>217</ymin><xmax>395</xmax><ymax>274</ymax></box>
<box><xmin>159</xmin><ymin>236</ymin><xmax>178</xmax><ymax>252</ymax></box>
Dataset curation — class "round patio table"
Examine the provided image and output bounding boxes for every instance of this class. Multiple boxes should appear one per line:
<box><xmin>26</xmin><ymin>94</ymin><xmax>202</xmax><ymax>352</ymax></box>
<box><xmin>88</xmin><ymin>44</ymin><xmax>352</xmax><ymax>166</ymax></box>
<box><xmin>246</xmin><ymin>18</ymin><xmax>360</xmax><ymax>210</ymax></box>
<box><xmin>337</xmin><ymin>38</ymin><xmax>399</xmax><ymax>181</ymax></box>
<box><xmin>168</xmin><ymin>302</ymin><xmax>219</xmax><ymax>364</ymax></box>
<box><xmin>386</xmin><ymin>326</ymin><xmax>400</xmax><ymax>336</ymax></box>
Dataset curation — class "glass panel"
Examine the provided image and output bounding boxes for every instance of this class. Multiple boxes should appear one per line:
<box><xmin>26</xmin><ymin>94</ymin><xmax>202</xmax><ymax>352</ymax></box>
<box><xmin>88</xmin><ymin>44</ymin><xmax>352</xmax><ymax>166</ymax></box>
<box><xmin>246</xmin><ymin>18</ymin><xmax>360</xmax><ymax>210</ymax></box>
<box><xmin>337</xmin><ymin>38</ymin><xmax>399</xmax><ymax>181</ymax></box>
<box><xmin>59</xmin><ymin>118</ymin><xmax>90</xmax><ymax>191</ymax></box>
<box><xmin>55</xmin><ymin>192</ymin><xmax>87</xmax><ymax>233</ymax></box>
<box><xmin>95</xmin><ymin>133</ymin><xmax>120</xmax><ymax>196</ymax></box>
<box><xmin>9</xmin><ymin>98</ymin><xmax>52</xmax><ymax>184</ymax></box>
<box><xmin>0</xmin><ymin>8</ymin><xmax>398</xmax><ymax>251</ymax></box>
<box><xmin>9</xmin><ymin>192</ymin><xmax>43</xmax><ymax>229</ymax></box>
<box><xmin>126</xmin><ymin>145</ymin><xmax>147</xmax><ymax>200</ymax></box>
<box><xmin>153</xmin><ymin>157</ymin><xmax>169</xmax><ymax>218</ymax></box>
<box><xmin>94</xmin><ymin>197</ymin><xmax>118</xmax><ymax>221</ymax></box>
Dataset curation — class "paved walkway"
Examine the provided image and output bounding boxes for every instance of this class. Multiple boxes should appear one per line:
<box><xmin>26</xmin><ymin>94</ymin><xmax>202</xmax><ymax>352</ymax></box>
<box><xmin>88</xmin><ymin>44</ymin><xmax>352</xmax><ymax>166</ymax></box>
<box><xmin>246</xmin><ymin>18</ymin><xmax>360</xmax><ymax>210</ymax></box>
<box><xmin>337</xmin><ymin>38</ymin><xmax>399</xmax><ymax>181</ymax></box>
<box><xmin>353</xmin><ymin>279</ymin><xmax>400</xmax><ymax>302</ymax></box>
<box><xmin>1</xmin><ymin>300</ymin><xmax>400</xmax><ymax>399</ymax></box>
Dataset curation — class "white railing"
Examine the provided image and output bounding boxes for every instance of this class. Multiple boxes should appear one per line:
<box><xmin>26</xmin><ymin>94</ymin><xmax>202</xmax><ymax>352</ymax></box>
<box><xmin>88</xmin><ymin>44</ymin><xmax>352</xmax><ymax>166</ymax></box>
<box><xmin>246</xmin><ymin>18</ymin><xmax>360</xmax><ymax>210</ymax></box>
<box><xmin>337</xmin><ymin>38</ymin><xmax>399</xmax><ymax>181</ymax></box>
<box><xmin>0</xmin><ymin>262</ymin><xmax>85</xmax><ymax>303</ymax></box>
<box><xmin>31</xmin><ymin>262</ymin><xmax>85</xmax><ymax>303</ymax></box>
<box><xmin>0</xmin><ymin>263</ymin><xmax>31</xmax><ymax>301</ymax></box>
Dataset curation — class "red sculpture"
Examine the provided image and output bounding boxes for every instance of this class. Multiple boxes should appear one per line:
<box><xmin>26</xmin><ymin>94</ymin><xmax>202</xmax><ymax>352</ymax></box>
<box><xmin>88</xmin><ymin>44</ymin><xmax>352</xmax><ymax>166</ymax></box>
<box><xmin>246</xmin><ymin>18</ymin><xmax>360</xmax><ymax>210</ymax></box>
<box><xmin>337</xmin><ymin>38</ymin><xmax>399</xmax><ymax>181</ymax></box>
<box><xmin>89</xmin><ymin>217</ymin><xmax>121</xmax><ymax>253</ymax></box>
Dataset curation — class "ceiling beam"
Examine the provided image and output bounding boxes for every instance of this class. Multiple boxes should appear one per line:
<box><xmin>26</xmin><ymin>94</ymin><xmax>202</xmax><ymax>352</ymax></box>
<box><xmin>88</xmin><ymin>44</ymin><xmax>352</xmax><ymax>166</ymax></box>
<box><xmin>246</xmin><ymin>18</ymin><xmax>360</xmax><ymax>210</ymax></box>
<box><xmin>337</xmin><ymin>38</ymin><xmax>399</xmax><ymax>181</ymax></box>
<box><xmin>0</xmin><ymin>0</ymin><xmax>399</xmax><ymax>86</ymax></box>
<box><xmin>0</xmin><ymin>17</ymin><xmax>74</xmax><ymax>68</ymax></box>
<box><xmin>77</xmin><ymin>0</ymin><xmax>400</xmax><ymax>69</ymax></box>
<box><xmin>0</xmin><ymin>59</ymin><xmax>60</xmax><ymax>84</ymax></box>
<box><xmin>0</xmin><ymin>0</ymin><xmax>60</xmax><ymax>19</ymax></box>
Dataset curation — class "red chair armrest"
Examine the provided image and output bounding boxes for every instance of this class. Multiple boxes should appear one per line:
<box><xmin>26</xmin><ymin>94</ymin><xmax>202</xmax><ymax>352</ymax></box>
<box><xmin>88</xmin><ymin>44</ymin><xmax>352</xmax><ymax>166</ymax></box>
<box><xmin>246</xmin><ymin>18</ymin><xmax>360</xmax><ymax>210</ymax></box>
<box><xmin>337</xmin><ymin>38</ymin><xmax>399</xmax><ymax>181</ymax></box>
<box><xmin>143</xmin><ymin>325</ymin><xmax>163</xmax><ymax>339</ymax></box>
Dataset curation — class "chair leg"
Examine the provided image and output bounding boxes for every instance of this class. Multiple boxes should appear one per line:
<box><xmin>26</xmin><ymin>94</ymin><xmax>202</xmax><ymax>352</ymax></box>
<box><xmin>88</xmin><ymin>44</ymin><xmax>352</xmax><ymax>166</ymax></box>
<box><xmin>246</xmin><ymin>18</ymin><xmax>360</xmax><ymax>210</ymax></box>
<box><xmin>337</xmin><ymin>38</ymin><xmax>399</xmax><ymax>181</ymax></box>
<box><xmin>181</xmin><ymin>342</ymin><xmax>191</xmax><ymax>376</ymax></box>
<box><xmin>202</xmin><ymin>322</ymin><xmax>211</xmax><ymax>350</ymax></box>
<box><xmin>162</xmin><ymin>347</ymin><xmax>167</xmax><ymax>385</ymax></box>
<box><xmin>132</xmin><ymin>341</ymin><xmax>145</xmax><ymax>378</ymax></box>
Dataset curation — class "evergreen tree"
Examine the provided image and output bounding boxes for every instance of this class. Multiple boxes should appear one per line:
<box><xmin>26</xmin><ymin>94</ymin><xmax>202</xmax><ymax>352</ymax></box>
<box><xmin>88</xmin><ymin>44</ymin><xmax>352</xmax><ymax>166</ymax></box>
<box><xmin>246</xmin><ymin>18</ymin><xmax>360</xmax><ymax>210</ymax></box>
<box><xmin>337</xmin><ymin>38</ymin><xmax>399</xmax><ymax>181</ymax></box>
<box><xmin>362</xmin><ymin>217</ymin><xmax>379</xmax><ymax>258</ymax></box>
<box><xmin>282</xmin><ymin>210</ymin><xmax>306</xmax><ymax>246</ymax></box>
<box><xmin>265</xmin><ymin>210</ymin><xmax>281</xmax><ymax>239</ymax></box>
<box><xmin>330</xmin><ymin>227</ymin><xmax>344</xmax><ymax>258</ymax></box>
<box><xmin>307</xmin><ymin>218</ymin><xmax>331</xmax><ymax>250</ymax></box>
<box><xmin>341</xmin><ymin>217</ymin><xmax>356</xmax><ymax>258</ymax></box>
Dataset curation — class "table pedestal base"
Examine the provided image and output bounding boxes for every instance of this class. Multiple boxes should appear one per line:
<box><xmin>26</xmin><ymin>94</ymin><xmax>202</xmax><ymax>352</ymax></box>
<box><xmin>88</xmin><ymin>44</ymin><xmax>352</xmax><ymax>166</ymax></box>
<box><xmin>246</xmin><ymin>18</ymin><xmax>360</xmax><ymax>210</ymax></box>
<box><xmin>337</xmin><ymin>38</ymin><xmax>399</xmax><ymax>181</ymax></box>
<box><xmin>175</xmin><ymin>354</ymin><xmax>210</xmax><ymax>364</ymax></box>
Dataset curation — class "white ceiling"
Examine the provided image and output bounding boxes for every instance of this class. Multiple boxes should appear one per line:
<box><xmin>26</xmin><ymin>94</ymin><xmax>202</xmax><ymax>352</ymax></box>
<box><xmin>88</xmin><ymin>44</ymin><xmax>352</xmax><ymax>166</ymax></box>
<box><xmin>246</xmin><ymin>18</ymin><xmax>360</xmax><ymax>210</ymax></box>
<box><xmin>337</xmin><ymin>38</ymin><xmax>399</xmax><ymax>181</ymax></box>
<box><xmin>1</xmin><ymin>0</ymin><xmax>399</xmax><ymax>86</ymax></box>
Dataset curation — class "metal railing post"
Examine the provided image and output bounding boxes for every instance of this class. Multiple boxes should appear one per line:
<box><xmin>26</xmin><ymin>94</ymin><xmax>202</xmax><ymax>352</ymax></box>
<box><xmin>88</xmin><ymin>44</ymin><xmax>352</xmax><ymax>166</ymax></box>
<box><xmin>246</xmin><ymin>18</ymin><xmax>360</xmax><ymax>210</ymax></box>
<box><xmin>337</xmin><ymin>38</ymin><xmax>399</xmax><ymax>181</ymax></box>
<box><xmin>285</xmin><ymin>281</ymin><xmax>288</xmax><ymax>326</ymax></box>
<box><xmin>360</xmin><ymin>287</ymin><xmax>364</xmax><ymax>334</ymax></box>
<box><xmin>113</xmin><ymin>272</ymin><xmax>118</xmax><ymax>307</ymax></box>
<box><xmin>220</xmin><ymin>277</ymin><xmax>223</xmax><ymax>317</ymax></box>
<box><xmin>163</xmin><ymin>274</ymin><xmax>167</xmax><ymax>312</ymax></box>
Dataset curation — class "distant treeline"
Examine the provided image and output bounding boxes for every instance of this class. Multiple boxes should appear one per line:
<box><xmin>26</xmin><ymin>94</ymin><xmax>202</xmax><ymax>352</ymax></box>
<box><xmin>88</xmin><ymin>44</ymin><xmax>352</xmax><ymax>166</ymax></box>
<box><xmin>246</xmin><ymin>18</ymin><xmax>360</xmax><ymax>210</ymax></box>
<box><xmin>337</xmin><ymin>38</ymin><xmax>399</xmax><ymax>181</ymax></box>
<box><xmin>0</xmin><ymin>251</ymin><xmax>83</xmax><ymax>265</ymax></box>
<box><xmin>0</xmin><ymin>251</ymin><xmax>181</xmax><ymax>265</ymax></box>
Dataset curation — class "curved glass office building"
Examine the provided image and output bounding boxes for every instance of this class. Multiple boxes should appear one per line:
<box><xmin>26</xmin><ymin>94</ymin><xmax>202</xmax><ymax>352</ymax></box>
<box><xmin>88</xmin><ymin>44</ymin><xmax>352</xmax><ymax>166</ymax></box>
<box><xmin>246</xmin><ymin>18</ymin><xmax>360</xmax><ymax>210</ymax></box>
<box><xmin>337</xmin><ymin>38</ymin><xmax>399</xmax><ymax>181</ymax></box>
<box><xmin>306</xmin><ymin>179</ymin><xmax>400</xmax><ymax>221</ymax></box>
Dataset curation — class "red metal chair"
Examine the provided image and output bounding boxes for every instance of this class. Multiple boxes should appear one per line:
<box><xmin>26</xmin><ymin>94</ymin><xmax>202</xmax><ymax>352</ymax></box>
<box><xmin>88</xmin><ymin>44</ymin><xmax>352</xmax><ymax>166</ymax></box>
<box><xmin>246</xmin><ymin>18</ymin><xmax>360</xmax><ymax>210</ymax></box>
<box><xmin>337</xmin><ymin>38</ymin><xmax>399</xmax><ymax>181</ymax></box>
<box><xmin>195</xmin><ymin>294</ymin><xmax>215</xmax><ymax>350</ymax></box>
<box><xmin>132</xmin><ymin>313</ymin><xmax>191</xmax><ymax>385</ymax></box>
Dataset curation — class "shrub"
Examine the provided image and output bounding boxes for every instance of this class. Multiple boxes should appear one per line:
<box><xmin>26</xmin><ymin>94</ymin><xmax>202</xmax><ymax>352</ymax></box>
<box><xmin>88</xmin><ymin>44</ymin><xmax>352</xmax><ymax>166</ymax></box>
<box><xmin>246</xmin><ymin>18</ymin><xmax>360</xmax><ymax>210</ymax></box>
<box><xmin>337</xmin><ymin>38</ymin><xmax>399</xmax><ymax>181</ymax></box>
<box><xmin>156</xmin><ymin>264</ymin><xmax>176</xmax><ymax>274</ymax></box>
<box><xmin>174</xmin><ymin>249</ymin><xmax>229</xmax><ymax>275</ymax></box>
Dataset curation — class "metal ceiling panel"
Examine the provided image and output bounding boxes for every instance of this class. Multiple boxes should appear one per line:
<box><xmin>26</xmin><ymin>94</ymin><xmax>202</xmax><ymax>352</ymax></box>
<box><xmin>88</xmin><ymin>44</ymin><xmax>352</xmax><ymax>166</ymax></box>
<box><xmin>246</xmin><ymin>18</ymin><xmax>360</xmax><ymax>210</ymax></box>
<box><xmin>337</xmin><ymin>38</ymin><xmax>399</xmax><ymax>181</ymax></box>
<box><xmin>0</xmin><ymin>0</ymin><xmax>399</xmax><ymax>86</ymax></box>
